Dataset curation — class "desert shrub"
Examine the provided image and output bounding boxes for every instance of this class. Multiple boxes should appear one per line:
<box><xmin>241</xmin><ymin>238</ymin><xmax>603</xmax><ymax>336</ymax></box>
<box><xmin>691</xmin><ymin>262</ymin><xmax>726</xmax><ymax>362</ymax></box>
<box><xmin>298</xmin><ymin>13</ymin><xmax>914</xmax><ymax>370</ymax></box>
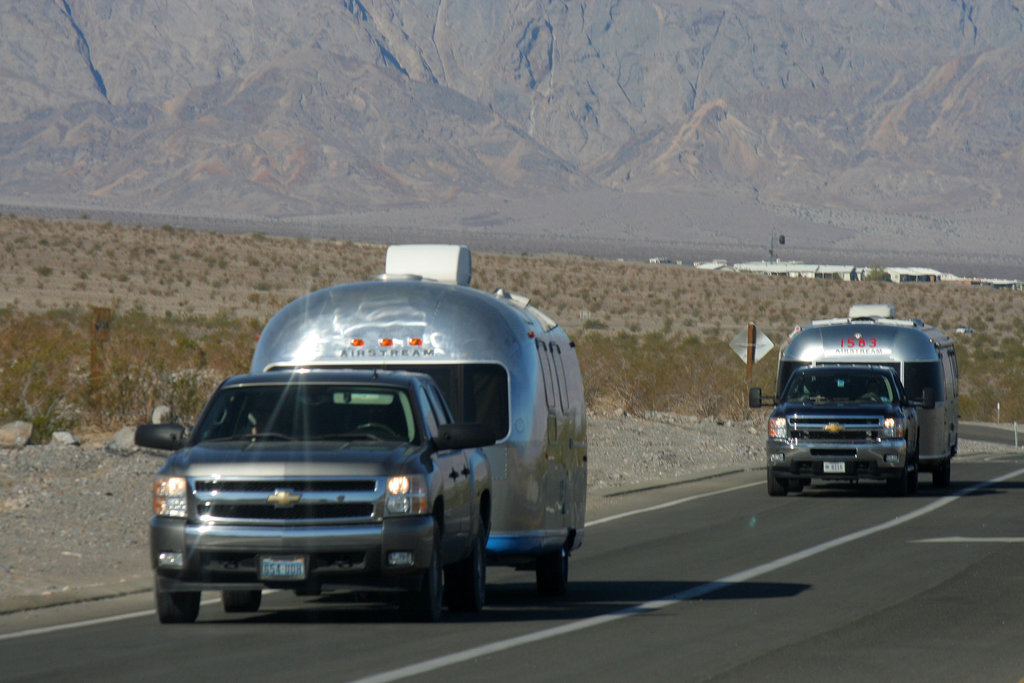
<box><xmin>0</xmin><ymin>310</ymin><xmax>82</xmax><ymax>440</ymax></box>
<box><xmin>0</xmin><ymin>308</ymin><xmax>258</xmax><ymax>439</ymax></box>
<box><xmin>576</xmin><ymin>330</ymin><xmax>778</xmax><ymax>420</ymax></box>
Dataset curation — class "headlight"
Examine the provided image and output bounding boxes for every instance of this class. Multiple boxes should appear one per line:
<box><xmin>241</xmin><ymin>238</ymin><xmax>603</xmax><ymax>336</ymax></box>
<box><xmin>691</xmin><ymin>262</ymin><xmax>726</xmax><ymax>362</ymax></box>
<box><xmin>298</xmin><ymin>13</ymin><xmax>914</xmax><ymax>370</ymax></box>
<box><xmin>768</xmin><ymin>416</ymin><xmax>789</xmax><ymax>440</ymax></box>
<box><xmin>386</xmin><ymin>475</ymin><xmax>429</xmax><ymax>515</ymax></box>
<box><xmin>153</xmin><ymin>476</ymin><xmax>188</xmax><ymax>518</ymax></box>
<box><xmin>882</xmin><ymin>416</ymin><xmax>906</xmax><ymax>439</ymax></box>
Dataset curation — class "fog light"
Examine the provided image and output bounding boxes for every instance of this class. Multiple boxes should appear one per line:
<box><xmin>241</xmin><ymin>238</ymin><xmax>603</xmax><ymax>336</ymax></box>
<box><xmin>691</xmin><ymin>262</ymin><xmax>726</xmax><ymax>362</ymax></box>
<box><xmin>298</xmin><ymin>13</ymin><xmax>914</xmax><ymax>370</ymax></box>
<box><xmin>158</xmin><ymin>551</ymin><xmax>184</xmax><ymax>569</ymax></box>
<box><xmin>769</xmin><ymin>453</ymin><xmax>786</xmax><ymax>464</ymax></box>
<box><xmin>387</xmin><ymin>551</ymin><xmax>415</xmax><ymax>567</ymax></box>
<box><xmin>884</xmin><ymin>454</ymin><xmax>900</xmax><ymax>464</ymax></box>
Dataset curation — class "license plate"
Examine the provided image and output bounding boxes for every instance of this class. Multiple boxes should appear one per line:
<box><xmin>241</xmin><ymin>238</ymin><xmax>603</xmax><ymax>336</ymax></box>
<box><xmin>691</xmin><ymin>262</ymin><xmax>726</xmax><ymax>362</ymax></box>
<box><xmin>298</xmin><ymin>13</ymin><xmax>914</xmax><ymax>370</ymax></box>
<box><xmin>259</xmin><ymin>556</ymin><xmax>307</xmax><ymax>580</ymax></box>
<box><xmin>823</xmin><ymin>461</ymin><xmax>845</xmax><ymax>473</ymax></box>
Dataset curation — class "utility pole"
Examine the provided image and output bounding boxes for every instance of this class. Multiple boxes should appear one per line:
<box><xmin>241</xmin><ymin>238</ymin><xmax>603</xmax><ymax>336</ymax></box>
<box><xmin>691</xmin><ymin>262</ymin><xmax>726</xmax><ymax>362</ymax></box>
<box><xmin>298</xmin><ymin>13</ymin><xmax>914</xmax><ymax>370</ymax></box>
<box><xmin>768</xmin><ymin>230</ymin><xmax>786</xmax><ymax>261</ymax></box>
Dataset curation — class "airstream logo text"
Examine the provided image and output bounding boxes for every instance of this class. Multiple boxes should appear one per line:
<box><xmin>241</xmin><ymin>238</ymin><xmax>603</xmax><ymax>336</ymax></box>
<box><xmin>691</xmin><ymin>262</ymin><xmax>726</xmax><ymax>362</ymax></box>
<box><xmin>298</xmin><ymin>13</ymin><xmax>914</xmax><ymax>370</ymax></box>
<box><xmin>340</xmin><ymin>348</ymin><xmax>436</xmax><ymax>358</ymax></box>
<box><xmin>833</xmin><ymin>346</ymin><xmax>888</xmax><ymax>356</ymax></box>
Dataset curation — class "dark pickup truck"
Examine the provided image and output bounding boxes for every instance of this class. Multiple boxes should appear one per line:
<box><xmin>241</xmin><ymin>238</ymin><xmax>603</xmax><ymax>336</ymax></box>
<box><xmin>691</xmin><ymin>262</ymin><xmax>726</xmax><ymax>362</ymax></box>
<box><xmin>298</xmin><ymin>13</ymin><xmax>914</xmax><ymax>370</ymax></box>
<box><xmin>136</xmin><ymin>369</ymin><xmax>494</xmax><ymax>623</ymax></box>
<box><xmin>749</xmin><ymin>364</ymin><xmax>934</xmax><ymax>497</ymax></box>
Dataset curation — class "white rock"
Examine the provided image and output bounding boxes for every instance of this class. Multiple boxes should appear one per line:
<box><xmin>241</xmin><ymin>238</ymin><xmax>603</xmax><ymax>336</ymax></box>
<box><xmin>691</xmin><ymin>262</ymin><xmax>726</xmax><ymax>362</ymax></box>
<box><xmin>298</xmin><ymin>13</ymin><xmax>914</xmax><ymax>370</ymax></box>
<box><xmin>52</xmin><ymin>431</ymin><xmax>81</xmax><ymax>446</ymax></box>
<box><xmin>0</xmin><ymin>421</ymin><xmax>33</xmax><ymax>448</ymax></box>
<box><xmin>106</xmin><ymin>426</ymin><xmax>138</xmax><ymax>453</ymax></box>
<box><xmin>151</xmin><ymin>405</ymin><xmax>173</xmax><ymax>424</ymax></box>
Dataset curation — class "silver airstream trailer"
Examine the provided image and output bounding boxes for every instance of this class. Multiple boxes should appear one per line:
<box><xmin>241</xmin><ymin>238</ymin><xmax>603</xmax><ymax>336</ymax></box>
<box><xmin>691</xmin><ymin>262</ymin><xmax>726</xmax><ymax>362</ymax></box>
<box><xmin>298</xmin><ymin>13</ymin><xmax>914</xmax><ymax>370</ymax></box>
<box><xmin>250</xmin><ymin>244</ymin><xmax>586</xmax><ymax>595</ymax></box>
<box><xmin>776</xmin><ymin>304</ymin><xmax>959</xmax><ymax>487</ymax></box>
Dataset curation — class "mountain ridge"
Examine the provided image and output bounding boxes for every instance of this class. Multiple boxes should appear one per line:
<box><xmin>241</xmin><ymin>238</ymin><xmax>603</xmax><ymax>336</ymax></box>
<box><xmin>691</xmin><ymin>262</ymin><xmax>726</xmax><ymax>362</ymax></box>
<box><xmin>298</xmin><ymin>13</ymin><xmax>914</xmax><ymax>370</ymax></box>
<box><xmin>0</xmin><ymin>0</ymin><xmax>1022</xmax><ymax>274</ymax></box>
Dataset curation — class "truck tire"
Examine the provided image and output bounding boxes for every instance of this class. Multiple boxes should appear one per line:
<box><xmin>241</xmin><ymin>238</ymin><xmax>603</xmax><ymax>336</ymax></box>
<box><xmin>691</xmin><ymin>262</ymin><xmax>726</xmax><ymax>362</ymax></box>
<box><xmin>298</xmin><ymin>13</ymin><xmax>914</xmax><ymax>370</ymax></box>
<box><xmin>222</xmin><ymin>589</ymin><xmax>262</xmax><ymax>613</ymax></box>
<box><xmin>536</xmin><ymin>547</ymin><xmax>568</xmax><ymax>597</ymax></box>
<box><xmin>401</xmin><ymin>525</ymin><xmax>443</xmax><ymax>622</ymax></box>
<box><xmin>767</xmin><ymin>469</ymin><xmax>787</xmax><ymax>497</ymax></box>
<box><xmin>933</xmin><ymin>459</ymin><xmax>951</xmax><ymax>488</ymax></box>
<box><xmin>445</xmin><ymin>524</ymin><xmax>486</xmax><ymax>612</ymax></box>
<box><xmin>155</xmin><ymin>582</ymin><xmax>200</xmax><ymax>624</ymax></box>
<box><xmin>886</xmin><ymin>465</ymin><xmax>910</xmax><ymax>496</ymax></box>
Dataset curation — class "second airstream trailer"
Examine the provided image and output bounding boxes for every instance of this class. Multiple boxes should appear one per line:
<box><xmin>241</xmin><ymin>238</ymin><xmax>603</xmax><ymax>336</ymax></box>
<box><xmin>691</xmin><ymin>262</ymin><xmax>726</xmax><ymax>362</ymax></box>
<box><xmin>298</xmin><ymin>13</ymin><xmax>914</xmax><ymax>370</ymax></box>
<box><xmin>250</xmin><ymin>244</ymin><xmax>586</xmax><ymax>595</ymax></box>
<box><xmin>775</xmin><ymin>304</ymin><xmax>959</xmax><ymax>486</ymax></box>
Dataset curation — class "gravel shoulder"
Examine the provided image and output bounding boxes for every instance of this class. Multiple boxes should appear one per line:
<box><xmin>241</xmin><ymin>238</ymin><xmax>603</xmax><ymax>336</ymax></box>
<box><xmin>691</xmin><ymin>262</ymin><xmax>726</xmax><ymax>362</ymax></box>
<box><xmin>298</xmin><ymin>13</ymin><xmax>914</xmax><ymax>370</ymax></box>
<box><xmin>0</xmin><ymin>413</ymin><xmax>993</xmax><ymax>613</ymax></box>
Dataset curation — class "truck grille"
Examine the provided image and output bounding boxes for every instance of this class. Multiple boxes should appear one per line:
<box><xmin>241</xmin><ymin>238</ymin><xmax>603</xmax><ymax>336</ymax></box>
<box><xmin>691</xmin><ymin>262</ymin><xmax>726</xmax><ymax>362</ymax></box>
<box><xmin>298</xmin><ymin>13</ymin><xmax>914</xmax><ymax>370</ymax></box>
<box><xmin>789</xmin><ymin>415</ymin><xmax>883</xmax><ymax>442</ymax></box>
<box><xmin>204</xmin><ymin>502</ymin><xmax>375</xmax><ymax>520</ymax></box>
<box><xmin>191</xmin><ymin>477</ymin><xmax>381</xmax><ymax>523</ymax></box>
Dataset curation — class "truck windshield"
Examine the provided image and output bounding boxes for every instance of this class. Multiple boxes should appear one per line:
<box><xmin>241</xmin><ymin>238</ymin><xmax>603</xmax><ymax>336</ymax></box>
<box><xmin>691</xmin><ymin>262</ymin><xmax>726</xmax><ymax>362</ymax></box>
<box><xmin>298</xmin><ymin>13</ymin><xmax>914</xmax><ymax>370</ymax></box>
<box><xmin>192</xmin><ymin>384</ymin><xmax>417</xmax><ymax>444</ymax></box>
<box><xmin>783</xmin><ymin>370</ymin><xmax>897</xmax><ymax>405</ymax></box>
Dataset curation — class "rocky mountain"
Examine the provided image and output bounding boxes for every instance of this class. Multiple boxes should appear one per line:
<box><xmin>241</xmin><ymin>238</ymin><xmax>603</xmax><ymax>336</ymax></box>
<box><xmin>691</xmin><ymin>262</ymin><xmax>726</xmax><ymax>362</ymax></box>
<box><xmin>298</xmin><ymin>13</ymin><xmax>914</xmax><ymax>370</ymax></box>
<box><xmin>1</xmin><ymin>0</ymin><xmax>1022</xmax><ymax>274</ymax></box>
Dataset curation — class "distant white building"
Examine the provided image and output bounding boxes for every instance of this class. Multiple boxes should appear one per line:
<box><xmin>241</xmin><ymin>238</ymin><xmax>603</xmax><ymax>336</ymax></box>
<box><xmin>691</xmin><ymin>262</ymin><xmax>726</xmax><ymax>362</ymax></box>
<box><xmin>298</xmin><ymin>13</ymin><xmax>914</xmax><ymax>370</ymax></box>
<box><xmin>733</xmin><ymin>261</ymin><xmax>857</xmax><ymax>281</ymax></box>
<box><xmin>694</xmin><ymin>259</ymin><xmax>729</xmax><ymax>270</ymax></box>
<box><xmin>875</xmin><ymin>266</ymin><xmax>946</xmax><ymax>283</ymax></box>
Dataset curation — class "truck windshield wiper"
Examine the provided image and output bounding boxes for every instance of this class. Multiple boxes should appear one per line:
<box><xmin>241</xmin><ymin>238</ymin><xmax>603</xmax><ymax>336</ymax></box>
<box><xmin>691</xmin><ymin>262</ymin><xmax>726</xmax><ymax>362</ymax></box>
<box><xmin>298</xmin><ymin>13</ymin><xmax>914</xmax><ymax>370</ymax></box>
<box><xmin>197</xmin><ymin>432</ymin><xmax>296</xmax><ymax>444</ymax></box>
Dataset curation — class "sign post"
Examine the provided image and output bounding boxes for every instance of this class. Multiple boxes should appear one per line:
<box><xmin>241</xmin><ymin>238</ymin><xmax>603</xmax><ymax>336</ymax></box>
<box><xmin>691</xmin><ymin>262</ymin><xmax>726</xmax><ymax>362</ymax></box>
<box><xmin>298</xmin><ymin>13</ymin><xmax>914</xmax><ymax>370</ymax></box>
<box><xmin>730</xmin><ymin>323</ymin><xmax>774</xmax><ymax>396</ymax></box>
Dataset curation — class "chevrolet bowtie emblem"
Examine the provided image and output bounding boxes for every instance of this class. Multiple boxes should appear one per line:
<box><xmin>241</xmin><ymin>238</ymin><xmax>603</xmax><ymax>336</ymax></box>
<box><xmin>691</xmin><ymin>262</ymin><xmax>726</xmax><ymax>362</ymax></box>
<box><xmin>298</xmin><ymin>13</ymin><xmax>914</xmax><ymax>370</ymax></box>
<box><xmin>267</xmin><ymin>489</ymin><xmax>302</xmax><ymax>506</ymax></box>
<box><xmin>824</xmin><ymin>423</ymin><xmax>845</xmax><ymax>434</ymax></box>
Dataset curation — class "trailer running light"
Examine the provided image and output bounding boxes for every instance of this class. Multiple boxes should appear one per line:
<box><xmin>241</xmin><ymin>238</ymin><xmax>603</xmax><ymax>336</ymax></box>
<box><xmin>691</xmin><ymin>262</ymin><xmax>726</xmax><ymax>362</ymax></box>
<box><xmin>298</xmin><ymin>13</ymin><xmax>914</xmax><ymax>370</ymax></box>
<box><xmin>350</xmin><ymin>339</ymin><xmax>365</xmax><ymax>347</ymax></box>
<box><xmin>379</xmin><ymin>338</ymin><xmax>394</xmax><ymax>347</ymax></box>
<box><xmin>408</xmin><ymin>338</ymin><xmax>423</xmax><ymax>346</ymax></box>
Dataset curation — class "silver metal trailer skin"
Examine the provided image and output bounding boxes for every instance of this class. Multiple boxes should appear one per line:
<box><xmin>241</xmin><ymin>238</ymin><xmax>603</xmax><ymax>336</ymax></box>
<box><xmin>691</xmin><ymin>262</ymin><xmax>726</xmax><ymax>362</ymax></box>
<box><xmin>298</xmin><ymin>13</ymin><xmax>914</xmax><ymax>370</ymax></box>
<box><xmin>775</xmin><ymin>305</ymin><xmax>959</xmax><ymax>485</ymax></box>
<box><xmin>249</xmin><ymin>245</ymin><xmax>586</xmax><ymax>591</ymax></box>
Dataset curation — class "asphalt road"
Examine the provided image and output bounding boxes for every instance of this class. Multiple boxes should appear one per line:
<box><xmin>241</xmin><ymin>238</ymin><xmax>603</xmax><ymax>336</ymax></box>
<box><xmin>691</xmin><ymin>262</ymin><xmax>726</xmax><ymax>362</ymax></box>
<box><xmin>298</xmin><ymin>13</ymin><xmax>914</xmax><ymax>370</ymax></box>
<box><xmin>2</xmin><ymin>448</ymin><xmax>1024</xmax><ymax>682</ymax></box>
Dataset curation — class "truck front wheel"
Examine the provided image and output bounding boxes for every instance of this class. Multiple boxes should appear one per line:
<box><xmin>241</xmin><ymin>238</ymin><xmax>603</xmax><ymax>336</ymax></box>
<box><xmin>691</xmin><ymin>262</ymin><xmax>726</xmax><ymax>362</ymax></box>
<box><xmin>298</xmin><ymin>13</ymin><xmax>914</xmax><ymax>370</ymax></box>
<box><xmin>155</xmin><ymin>582</ymin><xmax>200</xmax><ymax>624</ymax></box>
<box><xmin>886</xmin><ymin>465</ymin><xmax>910</xmax><ymax>496</ymax></box>
<box><xmin>445</xmin><ymin>521</ymin><xmax>486</xmax><ymax>612</ymax></box>
<box><xmin>767</xmin><ymin>469</ymin><xmax>788</xmax><ymax>496</ymax></box>
<box><xmin>400</xmin><ymin>525</ymin><xmax>443</xmax><ymax>622</ymax></box>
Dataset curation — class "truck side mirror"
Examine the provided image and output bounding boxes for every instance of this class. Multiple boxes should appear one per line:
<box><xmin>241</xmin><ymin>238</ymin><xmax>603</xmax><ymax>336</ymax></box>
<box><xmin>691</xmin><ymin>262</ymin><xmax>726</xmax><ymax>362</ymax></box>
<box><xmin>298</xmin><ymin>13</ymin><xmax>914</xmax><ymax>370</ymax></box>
<box><xmin>749</xmin><ymin>387</ymin><xmax>762</xmax><ymax>409</ymax></box>
<box><xmin>136</xmin><ymin>423</ymin><xmax>186</xmax><ymax>450</ymax></box>
<box><xmin>433</xmin><ymin>422</ymin><xmax>497</xmax><ymax>451</ymax></box>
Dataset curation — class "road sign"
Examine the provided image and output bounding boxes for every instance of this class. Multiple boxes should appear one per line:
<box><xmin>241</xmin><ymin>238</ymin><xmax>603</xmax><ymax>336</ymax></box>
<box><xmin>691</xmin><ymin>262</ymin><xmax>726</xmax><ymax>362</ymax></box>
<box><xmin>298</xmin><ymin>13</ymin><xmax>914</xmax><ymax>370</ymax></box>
<box><xmin>730</xmin><ymin>326</ymin><xmax>774</xmax><ymax>363</ymax></box>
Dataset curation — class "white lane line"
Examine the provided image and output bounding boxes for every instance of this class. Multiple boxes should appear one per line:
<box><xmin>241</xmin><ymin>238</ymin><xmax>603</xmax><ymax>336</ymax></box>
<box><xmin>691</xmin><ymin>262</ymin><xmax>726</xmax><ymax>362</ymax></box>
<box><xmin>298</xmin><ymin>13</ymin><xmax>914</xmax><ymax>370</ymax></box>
<box><xmin>0</xmin><ymin>597</ymin><xmax>220</xmax><ymax>642</ymax></box>
<box><xmin>914</xmin><ymin>537</ymin><xmax>1024</xmax><ymax>543</ymax></box>
<box><xmin>353</xmin><ymin>466</ymin><xmax>1024</xmax><ymax>683</ymax></box>
<box><xmin>585</xmin><ymin>481</ymin><xmax>762</xmax><ymax>527</ymax></box>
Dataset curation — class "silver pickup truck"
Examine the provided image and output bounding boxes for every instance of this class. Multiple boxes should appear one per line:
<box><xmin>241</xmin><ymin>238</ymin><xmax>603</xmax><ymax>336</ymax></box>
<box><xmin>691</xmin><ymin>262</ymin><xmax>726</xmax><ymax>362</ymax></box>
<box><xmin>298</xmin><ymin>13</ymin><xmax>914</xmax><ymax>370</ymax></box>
<box><xmin>136</xmin><ymin>368</ymin><xmax>494</xmax><ymax>623</ymax></box>
<box><xmin>750</xmin><ymin>364</ymin><xmax>934</xmax><ymax>497</ymax></box>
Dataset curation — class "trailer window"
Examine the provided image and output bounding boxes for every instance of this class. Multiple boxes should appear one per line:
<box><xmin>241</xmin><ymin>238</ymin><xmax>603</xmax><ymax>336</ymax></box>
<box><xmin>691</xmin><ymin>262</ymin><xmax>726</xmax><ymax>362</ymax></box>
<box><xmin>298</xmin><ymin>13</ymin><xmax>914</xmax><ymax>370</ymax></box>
<box><xmin>390</xmin><ymin>363</ymin><xmax>509</xmax><ymax>440</ymax></box>
<box><xmin>552</xmin><ymin>343</ymin><xmax>570</xmax><ymax>413</ymax></box>
<box><xmin>536</xmin><ymin>340</ymin><xmax>557</xmax><ymax>413</ymax></box>
<box><xmin>903</xmin><ymin>361</ymin><xmax>944</xmax><ymax>401</ymax></box>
